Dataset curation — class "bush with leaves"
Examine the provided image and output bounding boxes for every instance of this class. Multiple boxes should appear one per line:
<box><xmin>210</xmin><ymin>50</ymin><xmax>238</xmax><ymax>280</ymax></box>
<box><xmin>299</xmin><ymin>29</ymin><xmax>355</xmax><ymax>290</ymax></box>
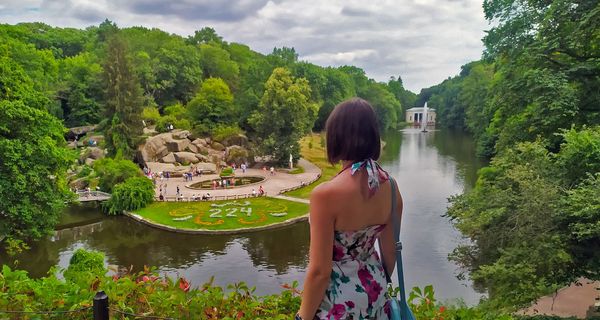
<box><xmin>93</xmin><ymin>158</ymin><xmax>142</xmax><ymax>193</ymax></box>
<box><xmin>102</xmin><ymin>177</ymin><xmax>154</xmax><ymax>215</ymax></box>
<box><xmin>212</xmin><ymin>124</ymin><xmax>242</xmax><ymax>142</ymax></box>
<box><xmin>141</xmin><ymin>106</ymin><xmax>160</xmax><ymax>125</ymax></box>
<box><xmin>64</xmin><ymin>249</ymin><xmax>106</xmax><ymax>283</ymax></box>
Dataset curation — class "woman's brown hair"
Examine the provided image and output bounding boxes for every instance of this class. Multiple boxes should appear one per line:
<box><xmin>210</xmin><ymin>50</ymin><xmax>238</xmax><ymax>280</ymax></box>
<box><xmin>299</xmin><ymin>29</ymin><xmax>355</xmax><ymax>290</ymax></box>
<box><xmin>325</xmin><ymin>98</ymin><xmax>380</xmax><ymax>164</ymax></box>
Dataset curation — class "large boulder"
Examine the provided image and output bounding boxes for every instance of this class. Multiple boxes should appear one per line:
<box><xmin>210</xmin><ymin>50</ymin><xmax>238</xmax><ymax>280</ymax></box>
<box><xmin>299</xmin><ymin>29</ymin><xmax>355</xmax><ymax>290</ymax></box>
<box><xmin>172</xmin><ymin>130</ymin><xmax>191</xmax><ymax>140</ymax></box>
<box><xmin>211</xmin><ymin>142</ymin><xmax>225</xmax><ymax>151</ymax></box>
<box><xmin>69</xmin><ymin>177</ymin><xmax>88</xmax><ymax>190</ymax></box>
<box><xmin>225</xmin><ymin>145</ymin><xmax>250</xmax><ymax>164</ymax></box>
<box><xmin>141</xmin><ymin>133</ymin><xmax>172</xmax><ymax>163</ymax></box>
<box><xmin>86</xmin><ymin>147</ymin><xmax>105</xmax><ymax>160</ymax></box>
<box><xmin>196</xmin><ymin>162</ymin><xmax>217</xmax><ymax>173</ymax></box>
<box><xmin>191</xmin><ymin>138</ymin><xmax>209</xmax><ymax>148</ymax></box>
<box><xmin>166</xmin><ymin>139</ymin><xmax>190</xmax><ymax>152</ymax></box>
<box><xmin>195</xmin><ymin>154</ymin><xmax>208</xmax><ymax>162</ymax></box>
<box><xmin>222</xmin><ymin>134</ymin><xmax>249</xmax><ymax>147</ymax></box>
<box><xmin>161</xmin><ymin>152</ymin><xmax>177</xmax><ymax>163</ymax></box>
<box><xmin>187</xmin><ymin>143</ymin><xmax>199</xmax><ymax>154</ymax></box>
<box><xmin>79</xmin><ymin>147</ymin><xmax>105</xmax><ymax>164</ymax></box>
<box><xmin>174</xmin><ymin>152</ymin><xmax>200</xmax><ymax>164</ymax></box>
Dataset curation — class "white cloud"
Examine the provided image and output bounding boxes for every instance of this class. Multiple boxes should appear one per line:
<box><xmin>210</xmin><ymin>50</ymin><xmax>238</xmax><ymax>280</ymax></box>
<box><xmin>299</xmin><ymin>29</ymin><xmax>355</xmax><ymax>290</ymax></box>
<box><xmin>0</xmin><ymin>0</ymin><xmax>489</xmax><ymax>92</ymax></box>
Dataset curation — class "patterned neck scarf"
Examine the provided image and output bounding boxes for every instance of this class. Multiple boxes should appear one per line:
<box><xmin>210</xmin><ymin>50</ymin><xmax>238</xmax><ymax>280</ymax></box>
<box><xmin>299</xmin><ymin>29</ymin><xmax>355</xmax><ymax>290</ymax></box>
<box><xmin>350</xmin><ymin>159</ymin><xmax>389</xmax><ymax>198</ymax></box>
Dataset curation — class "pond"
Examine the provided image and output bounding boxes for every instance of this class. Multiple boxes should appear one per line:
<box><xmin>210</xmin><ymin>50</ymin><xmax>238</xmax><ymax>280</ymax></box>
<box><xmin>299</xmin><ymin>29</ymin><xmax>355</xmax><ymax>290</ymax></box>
<box><xmin>1</xmin><ymin>128</ymin><xmax>486</xmax><ymax>305</ymax></box>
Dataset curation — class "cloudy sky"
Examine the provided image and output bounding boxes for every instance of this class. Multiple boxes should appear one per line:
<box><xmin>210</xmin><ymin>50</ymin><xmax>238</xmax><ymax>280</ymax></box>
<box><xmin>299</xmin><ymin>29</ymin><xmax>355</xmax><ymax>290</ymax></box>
<box><xmin>0</xmin><ymin>0</ymin><xmax>490</xmax><ymax>92</ymax></box>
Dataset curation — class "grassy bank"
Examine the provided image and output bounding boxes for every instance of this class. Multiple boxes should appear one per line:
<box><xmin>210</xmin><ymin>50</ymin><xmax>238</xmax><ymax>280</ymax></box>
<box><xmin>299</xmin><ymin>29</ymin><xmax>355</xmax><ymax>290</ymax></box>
<box><xmin>285</xmin><ymin>133</ymin><xmax>341</xmax><ymax>199</ymax></box>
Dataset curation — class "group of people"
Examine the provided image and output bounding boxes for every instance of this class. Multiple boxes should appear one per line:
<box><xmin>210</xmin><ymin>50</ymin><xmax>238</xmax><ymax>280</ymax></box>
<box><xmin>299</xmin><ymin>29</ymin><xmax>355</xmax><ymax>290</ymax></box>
<box><xmin>261</xmin><ymin>166</ymin><xmax>275</xmax><ymax>175</ymax></box>
<box><xmin>251</xmin><ymin>186</ymin><xmax>265</xmax><ymax>197</ymax></box>
<box><xmin>212</xmin><ymin>177</ymin><xmax>236</xmax><ymax>189</ymax></box>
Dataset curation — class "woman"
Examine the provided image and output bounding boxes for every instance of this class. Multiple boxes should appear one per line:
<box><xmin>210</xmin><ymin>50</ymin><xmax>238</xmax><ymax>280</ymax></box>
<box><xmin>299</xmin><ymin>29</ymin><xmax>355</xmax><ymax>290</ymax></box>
<box><xmin>297</xmin><ymin>98</ymin><xmax>403</xmax><ymax>320</ymax></box>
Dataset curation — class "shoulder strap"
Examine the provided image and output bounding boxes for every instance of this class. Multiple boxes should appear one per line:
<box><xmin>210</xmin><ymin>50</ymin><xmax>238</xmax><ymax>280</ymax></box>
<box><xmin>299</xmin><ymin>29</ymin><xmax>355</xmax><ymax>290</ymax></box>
<box><xmin>385</xmin><ymin>177</ymin><xmax>413</xmax><ymax>318</ymax></box>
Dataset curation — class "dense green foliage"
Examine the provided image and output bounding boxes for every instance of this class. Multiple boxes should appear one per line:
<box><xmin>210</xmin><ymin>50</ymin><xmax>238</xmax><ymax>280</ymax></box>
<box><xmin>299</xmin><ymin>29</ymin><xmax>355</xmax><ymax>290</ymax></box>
<box><xmin>1</xmin><ymin>20</ymin><xmax>410</xmax><ymax>168</ymax></box>
<box><xmin>92</xmin><ymin>158</ymin><xmax>142</xmax><ymax>193</ymax></box>
<box><xmin>187</xmin><ymin>77</ymin><xmax>235</xmax><ymax>130</ymax></box>
<box><xmin>103</xmin><ymin>177</ymin><xmax>154</xmax><ymax>215</ymax></box>
<box><xmin>435</xmin><ymin>0</ymin><xmax>600</xmax><ymax>310</ymax></box>
<box><xmin>449</xmin><ymin>130</ymin><xmax>600</xmax><ymax>308</ymax></box>
<box><xmin>0</xmin><ymin>48</ymin><xmax>73</xmax><ymax>244</ymax></box>
<box><xmin>418</xmin><ymin>1</ymin><xmax>600</xmax><ymax>158</ymax></box>
<box><xmin>249</xmin><ymin>68</ymin><xmax>318</xmax><ymax>164</ymax></box>
<box><xmin>102</xmin><ymin>33</ymin><xmax>145</xmax><ymax>159</ymax></box>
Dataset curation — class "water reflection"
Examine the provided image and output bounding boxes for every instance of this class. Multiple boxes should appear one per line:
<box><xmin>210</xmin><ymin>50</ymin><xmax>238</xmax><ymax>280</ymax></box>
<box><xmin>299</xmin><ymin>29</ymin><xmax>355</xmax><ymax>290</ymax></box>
<box><xmin>379</xmin><ymin>128</ymin><xmax>485</xmax><ymax>304</ymax></box>
<box><xmin>2</xmin><ymin>129</ymin><xmax>485</xmax><ymax>302</ymax></box>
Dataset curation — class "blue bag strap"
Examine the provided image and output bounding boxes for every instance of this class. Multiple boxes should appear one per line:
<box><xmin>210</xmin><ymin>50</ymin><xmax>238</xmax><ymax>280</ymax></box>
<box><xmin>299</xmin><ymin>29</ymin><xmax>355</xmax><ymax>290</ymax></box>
<box><xmin>387</xmin><ymin>177</ymin><xmax>415</xmax><ymax>320</ymax></box>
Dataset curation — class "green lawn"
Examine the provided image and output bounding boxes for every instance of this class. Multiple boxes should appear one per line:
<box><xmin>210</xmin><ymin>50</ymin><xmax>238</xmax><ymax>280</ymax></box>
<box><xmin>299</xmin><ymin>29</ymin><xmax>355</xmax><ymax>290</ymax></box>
<box><xmin>134</xmin><ymin>197</ymin><xmax>308</xmax><ymax>231</ymax></box>
<box><xmin>285</xmin><ymin>133</ymin><xmax>340</xmax><ymax>199</ymax></box>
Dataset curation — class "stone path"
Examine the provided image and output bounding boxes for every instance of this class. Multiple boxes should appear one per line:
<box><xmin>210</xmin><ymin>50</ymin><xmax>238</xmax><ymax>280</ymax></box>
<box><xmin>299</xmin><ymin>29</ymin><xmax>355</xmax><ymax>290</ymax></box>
<box><xmin>155</xmin><ymin>158</ymin><xmax>320</xmax><ymax>201</ymax></box>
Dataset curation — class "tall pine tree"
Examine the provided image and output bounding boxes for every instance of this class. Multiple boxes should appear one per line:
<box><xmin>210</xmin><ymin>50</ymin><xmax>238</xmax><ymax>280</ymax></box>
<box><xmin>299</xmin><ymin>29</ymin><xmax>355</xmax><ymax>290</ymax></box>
<box><xmin>102</xmin><ymin>33</ymin><xmax>144</xmax><ymax>159</ymax></box>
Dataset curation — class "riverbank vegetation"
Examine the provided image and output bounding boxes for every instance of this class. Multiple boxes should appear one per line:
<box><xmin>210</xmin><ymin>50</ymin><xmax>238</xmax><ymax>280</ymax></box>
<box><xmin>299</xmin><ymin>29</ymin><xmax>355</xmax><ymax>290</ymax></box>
<box><xmin>416</xmin><ymin>0</ymin><xmax>600</xmax><ymax>312</ymax></box>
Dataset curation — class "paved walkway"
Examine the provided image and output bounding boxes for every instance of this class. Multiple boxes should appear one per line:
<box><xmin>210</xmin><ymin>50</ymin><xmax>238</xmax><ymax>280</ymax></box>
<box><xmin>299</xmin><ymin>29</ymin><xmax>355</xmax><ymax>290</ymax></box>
<box><xmin>273</xmin><ymin>195</ymin><xmax>310</xmax><ymax>204</ymax></box>
<box><xmin>519</xmin><ymin>278</ymin><xmax>600</xmax><ymax>318</ymax></box>
<box><xmin>155</xmin><ymin>158</ymin><xmax>320</xmax><ymax>201</ymax></box>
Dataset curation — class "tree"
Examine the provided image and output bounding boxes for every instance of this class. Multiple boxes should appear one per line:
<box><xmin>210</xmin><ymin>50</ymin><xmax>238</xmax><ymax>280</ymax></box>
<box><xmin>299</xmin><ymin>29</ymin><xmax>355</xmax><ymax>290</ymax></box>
<box><xmin>249</xmin><ymin>68</ymin><xmax>317</xmax><ymax>164</ymax></box>
<box><xmin>93</xmin><ymin>158</ymin><xmax>142</xmax><ymax>193</ymax></box>
<box><xmin>187</xmin><ymin>78</ymin><xmax>235</xmax><ymax>128</ymax></box>
<box><xmin>268</xmin><ymin>47</ymin><xmax>299</xmax><ymax>67</ymax></box>
<box><xmin>387</xmin><ymin>76</ymin><xmax>417</xmax><ymax>110</ymax></box>
<box><xmin>102</xmin><ymin>33</ymin><xmax>145</xmax><ymax>159</ymax></box>
<box><xmin>103</xmin><ymin>177</ymin><xmax>154</xmax><ymax>215</ymax></box>
<box><xmin>359</xmin><ymin>82</ymin><xmax>401</xmax><ymax>131</ymax></box>
<box><xmin>186</xmin><ymin>27</ymin><xmax>223</xmax><ymax>45</ymax></box>
<box><xmin>58</xmin><ymin>52</ymin><xmax>103</xmax><ymax>126</ymax></box>
<box><xmin>0</xmin><ymin>59</ymin><xmax>73</xmax><ymax>243</ymax></box>
<box><xmin>199</xmin><ymin>43</ymin><xmax>240</xmax><ymax>90</ymax></box>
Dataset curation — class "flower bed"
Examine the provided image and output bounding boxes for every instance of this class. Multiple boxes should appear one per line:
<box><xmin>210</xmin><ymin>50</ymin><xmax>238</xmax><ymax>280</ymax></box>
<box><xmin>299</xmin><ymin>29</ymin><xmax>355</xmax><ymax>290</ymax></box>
<box><xmin>132</xmin><ymin>197</ymin><xmax>308</xmax><ymax>232</ymax></box>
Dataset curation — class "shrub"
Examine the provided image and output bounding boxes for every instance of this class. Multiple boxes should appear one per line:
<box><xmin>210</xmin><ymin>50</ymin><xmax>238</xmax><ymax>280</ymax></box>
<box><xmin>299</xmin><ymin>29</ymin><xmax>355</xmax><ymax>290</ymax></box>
<box><xmin>102</xmin><ymin>177</ymin><xmax>154</xmax><ymax>215</ymax></box>
<box><xmin>64</xmin><ymin>249</ymin><xmax>106</xmax><ymax>283</ymax></box>
<box><xmin>212</xmin><ymin>125</ymin><xmax>242</xmax><ymax>142</ymax></box>
<box><xmin>156</xmin><ymin>115</ymin><xmax>192</xmax><ymax>133</ymax></box>
<box><xmin>219</xmin><ymin>167</ymin><xmax>234</xmax><ymax>177</ymax></box>
<box><xmin>93</xmin><ymin>158</ymin><xmax>142</xmax><ymax>193</ymax></box>
<box><xmin>163</xmin><ymin>103</ymin><xmax>187</xmax><ymax>119</ymax></box>
<box><xmin>141</xmin><ymin>107</ymin><xmax>160</xmax><ymax>125</ymax></box>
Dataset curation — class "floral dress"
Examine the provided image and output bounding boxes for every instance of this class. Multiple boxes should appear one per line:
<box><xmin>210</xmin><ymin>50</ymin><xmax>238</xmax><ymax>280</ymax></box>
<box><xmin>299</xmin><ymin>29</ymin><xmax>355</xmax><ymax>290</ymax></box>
<box><xmin>315</xmin><ymin>224</ymin><xmax>391</xmax><ymax>320</ymax></box>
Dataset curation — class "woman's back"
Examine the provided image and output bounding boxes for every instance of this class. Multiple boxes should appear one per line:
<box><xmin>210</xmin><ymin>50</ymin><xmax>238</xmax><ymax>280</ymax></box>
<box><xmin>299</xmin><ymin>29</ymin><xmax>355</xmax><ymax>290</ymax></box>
<box><xmin>298</xmin><ymin>98</ymin><xmax>401</xmax><ymax>320</ymax></box>
<box><xmin>324</xmin><ymin>169</ymin><xmax>392</xmax><ymax>232</ymax></box>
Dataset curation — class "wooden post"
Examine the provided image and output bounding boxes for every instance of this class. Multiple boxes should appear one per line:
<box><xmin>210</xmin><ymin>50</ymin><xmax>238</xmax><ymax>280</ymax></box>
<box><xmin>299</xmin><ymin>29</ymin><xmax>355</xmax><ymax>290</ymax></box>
<box><xmin>93</xmin><ymin>291</ymin><xmax>109</xmax><ymax>320</ymax></box>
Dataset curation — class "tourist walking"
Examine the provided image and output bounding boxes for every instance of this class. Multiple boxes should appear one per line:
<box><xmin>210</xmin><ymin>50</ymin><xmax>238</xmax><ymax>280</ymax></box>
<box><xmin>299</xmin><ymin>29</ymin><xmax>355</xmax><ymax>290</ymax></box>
<box><xmin>270</xmin><ymin>166</ymin><xmax>275</xmax><ymax>175</ymax></box>
<box><xmin>258</xmin><ymin>185</ymin><xmax>265</xmax><ymax>196</ymax></box>
<box><xmin>297</xmin><ymin>98</ymin><xmax>404</xmax><ymax>320</ymax></box>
